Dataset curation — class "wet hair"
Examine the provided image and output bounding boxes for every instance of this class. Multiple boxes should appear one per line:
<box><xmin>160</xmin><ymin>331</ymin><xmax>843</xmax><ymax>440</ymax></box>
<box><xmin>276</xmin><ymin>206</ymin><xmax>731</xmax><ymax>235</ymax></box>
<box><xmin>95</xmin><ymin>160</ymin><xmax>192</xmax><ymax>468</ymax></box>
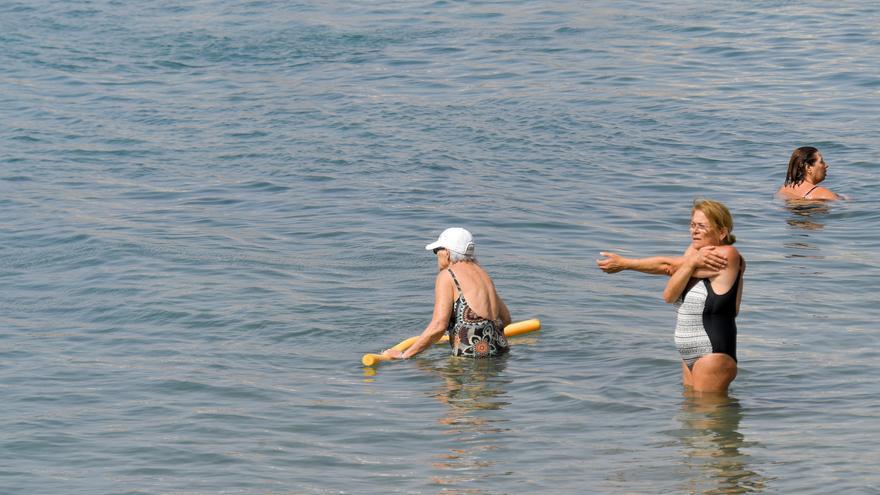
<box><xmin>693</xmin><ymin>199</ymin><xmax>736</xmax><ymax>245</ymax></box>
<box><xmin>784</xmin><ymin>146</ymin><xmax>820</xmax><ymax>186</ymax></box>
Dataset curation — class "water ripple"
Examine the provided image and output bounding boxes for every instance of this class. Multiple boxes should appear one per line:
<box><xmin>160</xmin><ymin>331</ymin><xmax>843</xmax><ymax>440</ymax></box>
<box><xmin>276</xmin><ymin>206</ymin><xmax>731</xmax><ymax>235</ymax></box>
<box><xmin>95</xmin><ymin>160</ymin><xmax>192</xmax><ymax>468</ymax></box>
<box><xmin>2</xmin><ymin>0</ymin><xmax>880</xmax><ymax>493</ymax></box>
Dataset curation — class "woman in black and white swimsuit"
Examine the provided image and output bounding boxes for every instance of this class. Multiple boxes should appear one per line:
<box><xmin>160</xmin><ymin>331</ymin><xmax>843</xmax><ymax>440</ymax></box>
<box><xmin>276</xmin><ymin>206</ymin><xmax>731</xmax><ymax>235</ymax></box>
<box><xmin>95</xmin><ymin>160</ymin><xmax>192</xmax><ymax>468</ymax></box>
<box><xmin>597</xmin><ymin>200</ymin><xmax>744</xmax><ymax>393</ymax></box>
<box><xmin>662</xmin><ymin>200</ymin><xmax>744</xmax><ymax>392</ymax></box>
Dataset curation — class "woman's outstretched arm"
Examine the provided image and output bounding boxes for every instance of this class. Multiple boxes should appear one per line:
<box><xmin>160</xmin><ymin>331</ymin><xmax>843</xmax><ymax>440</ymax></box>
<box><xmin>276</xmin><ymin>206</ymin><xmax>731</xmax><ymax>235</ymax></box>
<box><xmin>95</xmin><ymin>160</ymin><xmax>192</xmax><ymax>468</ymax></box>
<box><xmin>597</xmin><ymin>250</ymin><xmax>726</xmax><ymax>276</ymax></box>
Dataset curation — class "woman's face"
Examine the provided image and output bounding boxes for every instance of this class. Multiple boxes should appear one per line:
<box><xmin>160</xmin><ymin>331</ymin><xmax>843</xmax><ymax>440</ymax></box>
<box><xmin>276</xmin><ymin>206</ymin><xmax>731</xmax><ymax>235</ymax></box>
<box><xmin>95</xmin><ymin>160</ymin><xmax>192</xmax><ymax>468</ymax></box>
<box><xmin>807</xmin><ymin>152</ymin><xmax>828</xmax><ymax>183</ymax></box>
<box><xmin>690</xmin><ymin>210</ymin><xmax>725</xmax><ymax>248</ymax></box>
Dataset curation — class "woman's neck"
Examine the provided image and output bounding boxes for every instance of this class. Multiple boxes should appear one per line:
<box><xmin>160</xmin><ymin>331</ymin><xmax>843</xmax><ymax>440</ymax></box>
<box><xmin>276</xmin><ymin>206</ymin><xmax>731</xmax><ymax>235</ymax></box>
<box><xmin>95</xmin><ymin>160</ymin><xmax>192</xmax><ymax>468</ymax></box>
<box><xmin>804</xmin><ymin>173</ymin><xmax>824</xmax><ymax>187</ymax></box>
<box><xmin>790</xmin><ymin>178</ymin><xmax>818</xmax><ymax>190</ymax></box>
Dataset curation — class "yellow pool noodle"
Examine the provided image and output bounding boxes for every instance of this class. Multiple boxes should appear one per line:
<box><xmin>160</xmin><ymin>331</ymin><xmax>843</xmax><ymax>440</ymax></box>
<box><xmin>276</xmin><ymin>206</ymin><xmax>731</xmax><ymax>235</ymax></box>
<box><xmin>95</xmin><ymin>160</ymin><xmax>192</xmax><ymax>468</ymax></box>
<box><xmin>361</xmin><ymin>318</ymin><xmax>541</xmax><ymax>367</ymax></box>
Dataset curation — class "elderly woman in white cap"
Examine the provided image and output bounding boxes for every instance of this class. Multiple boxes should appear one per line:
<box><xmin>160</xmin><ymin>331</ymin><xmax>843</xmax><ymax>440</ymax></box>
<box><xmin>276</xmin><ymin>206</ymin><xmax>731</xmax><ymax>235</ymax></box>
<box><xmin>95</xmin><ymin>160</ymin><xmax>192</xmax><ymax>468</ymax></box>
<box><xmin>383</xmin><ymin>227</ymin><xmax>512</xmax><ymax>360</ymax></box>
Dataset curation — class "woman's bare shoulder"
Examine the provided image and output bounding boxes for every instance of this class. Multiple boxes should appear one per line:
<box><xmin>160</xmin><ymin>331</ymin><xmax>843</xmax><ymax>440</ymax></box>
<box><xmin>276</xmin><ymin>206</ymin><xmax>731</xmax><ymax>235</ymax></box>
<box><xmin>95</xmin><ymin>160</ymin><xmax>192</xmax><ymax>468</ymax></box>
<box><xmin>776</xmin><ymin>185</ymin><xmax>800</xmax><ymax>199</ymax></box>
<box><xmin>808</xmin><ymin>186</ymin><xmax>839</xmax><ymax>200</ymax></box>
<box><xmin>715</xmin><ymin>245</ymin><xmax>741</xmax><ymax>265</ymax></box>
<box><xmin>435</xmin><ymin>268</ymin><xmax>454</xmax><ymax>286</ymax></box>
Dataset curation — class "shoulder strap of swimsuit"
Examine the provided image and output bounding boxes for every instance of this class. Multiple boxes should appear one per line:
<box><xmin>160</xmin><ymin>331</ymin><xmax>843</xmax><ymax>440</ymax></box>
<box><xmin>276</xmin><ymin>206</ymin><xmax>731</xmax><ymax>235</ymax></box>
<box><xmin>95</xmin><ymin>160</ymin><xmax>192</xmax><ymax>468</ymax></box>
<box><xmin>704</xmin><ymin>252</ymin><xmax>744</xmax><ymax>294</ymax></box>
<box><xmin>447</xmin><ymin>268</ymin><xmax>462</xmax><ymax>293</ymax></box>
<box><xmin>729</xmin><ymin>253</ymin><xmax>745</xmax><ymax>290</ymax></box>
<box><xmin>803</xmin><ymin>185</ymin><xmax>819</xmax><ymax>198</ymax></box>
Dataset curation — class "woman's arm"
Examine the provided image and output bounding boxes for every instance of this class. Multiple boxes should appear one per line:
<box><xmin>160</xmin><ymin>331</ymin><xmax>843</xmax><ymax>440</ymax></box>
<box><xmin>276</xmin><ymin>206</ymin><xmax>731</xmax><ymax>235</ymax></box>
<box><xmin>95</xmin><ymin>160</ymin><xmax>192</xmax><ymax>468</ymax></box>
<box><xmin>597</xmin><ymin>252</ymin><xmax>681</xmax><ymax>275</ymax></box>
<box><xmin>664</xmin><ymin>246</ymin><xmax>740</xmax><ymax>304</ymax></box>
<box><xmin>736</xmin><ymin>257</ymin><xmax>746</xmax><ymax>315</ymax></box>
<box><xmin>598</xmin><ymin>250</ymin><xmax>727</xmax><ymax>276</ymax></box>
<box><xmin>384</xmin><ymin>272</ymin><xmax>453</xmax><ymax>359</ymax></box>
<box><xmin>686</xmin><ymin>245</ymin><xmax>729</xmax><ymax>279</ymax></box>
<box><xmin>663</xmin><ymin>250</ymin><xmax>700</xmax><ymax>303</ymax></box>
<box><xmin>809</xmin><ymin>186</ymin><xmax>840</xmax><ymax>200</ymax></box>
<box><xmin>498</xmin><ymin>297</ymin><xmax>511</xmax><ymax>327</ymax></box>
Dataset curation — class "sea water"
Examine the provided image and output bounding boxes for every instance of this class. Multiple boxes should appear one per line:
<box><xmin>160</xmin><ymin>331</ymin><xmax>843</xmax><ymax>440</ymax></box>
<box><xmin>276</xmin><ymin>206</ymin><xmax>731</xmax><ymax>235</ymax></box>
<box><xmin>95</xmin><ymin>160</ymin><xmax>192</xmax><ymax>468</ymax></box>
<box><xmin>1</xmin><ymin>1</ymin><xmax>879</xmax><ymax>493</ymax></box>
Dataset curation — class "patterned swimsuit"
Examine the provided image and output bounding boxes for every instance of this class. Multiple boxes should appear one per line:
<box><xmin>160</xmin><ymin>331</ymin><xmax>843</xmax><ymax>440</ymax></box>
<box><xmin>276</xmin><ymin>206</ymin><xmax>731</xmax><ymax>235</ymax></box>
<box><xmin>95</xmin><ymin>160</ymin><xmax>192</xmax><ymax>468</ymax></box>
<box><xmin>446</xmin><ymin>269</ymin><xmax>509</xmax><ymax>358</ymax></box>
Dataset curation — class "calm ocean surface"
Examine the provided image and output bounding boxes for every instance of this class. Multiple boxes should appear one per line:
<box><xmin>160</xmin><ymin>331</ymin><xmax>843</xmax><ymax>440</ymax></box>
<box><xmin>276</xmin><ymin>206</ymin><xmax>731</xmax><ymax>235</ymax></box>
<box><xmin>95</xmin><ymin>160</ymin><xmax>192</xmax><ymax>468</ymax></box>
<box><xmin>2</xmin><ymin>1</ymin><xmax>879</xmax><ymax>493</ymax></box>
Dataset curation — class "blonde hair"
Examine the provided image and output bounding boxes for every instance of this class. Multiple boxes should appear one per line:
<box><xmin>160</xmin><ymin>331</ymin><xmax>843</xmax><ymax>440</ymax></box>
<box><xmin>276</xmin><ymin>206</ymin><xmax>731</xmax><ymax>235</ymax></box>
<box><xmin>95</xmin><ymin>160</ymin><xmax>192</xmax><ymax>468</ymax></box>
<box><xmin>693</xmin><ymin>199</ymin><xmax>736</xmax><ymax>245</ymax></box>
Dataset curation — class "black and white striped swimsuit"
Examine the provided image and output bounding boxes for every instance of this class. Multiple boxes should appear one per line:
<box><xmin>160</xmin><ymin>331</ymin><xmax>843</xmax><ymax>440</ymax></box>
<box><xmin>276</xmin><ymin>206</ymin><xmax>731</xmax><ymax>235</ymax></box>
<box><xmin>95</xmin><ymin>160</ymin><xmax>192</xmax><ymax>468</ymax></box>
<box><xmin>673</xmin><ymin>268</ymin><xmax>741</xmax><ymax>369</ymax></box>
<box><xmin>446</xmin><ymin>269</ymin><xmax>509</xmax><ymax>358</ymax></box>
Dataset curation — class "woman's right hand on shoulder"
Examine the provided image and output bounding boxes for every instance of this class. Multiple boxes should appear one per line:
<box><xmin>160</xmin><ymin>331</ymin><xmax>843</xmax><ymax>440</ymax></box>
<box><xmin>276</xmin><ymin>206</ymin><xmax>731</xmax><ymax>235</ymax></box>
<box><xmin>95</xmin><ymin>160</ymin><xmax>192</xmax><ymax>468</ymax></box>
<box><xmin>698</xmin><ymin>246</ymin><xmax>727</xmax><ymax>271</ymax></box>
<box><xmin>688</xmin><ymin>246</ymin><xmax>728</xmax><ymax>278</ymax></box>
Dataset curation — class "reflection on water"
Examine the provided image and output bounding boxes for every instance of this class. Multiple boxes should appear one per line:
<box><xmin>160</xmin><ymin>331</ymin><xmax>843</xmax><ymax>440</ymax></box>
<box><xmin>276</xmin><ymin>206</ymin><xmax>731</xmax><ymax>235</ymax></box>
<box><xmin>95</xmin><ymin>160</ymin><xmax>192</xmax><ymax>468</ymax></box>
<box><xmin>415</xmin><ymin>356</ymin><xmax>512</xmax><ymax>490</ymax></box>
<box><xmin>675</xmin><ymin>392</ymin><xmax>766</xmax><ymax>494</ymax></box>
<box><xmin>782</xmin><ymin>241</ymin><xmax>823</xmax><ymax>259</ymax></box>
<box><xmin>784</xmin><ymin>200</ymin><xmax>830</xmax><ymax>232</ymax></box>
<box><xmin>782</xmin><ymin>201</ymin><xmax>830</xmax><ymax>262</ymax></box>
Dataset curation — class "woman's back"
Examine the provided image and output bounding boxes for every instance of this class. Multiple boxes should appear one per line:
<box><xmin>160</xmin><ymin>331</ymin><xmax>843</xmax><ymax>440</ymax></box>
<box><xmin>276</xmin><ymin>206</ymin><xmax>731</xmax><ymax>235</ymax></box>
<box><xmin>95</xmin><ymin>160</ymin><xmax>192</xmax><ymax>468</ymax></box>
<box><xmin>776</xmin><ymin>183</ymin><xmax>837</xmax><ymax>200</ymax></box>
<box><xmin>446</xmin><ymin>262</ymin><xmax>505</xmax><ymax>322</ymax></box>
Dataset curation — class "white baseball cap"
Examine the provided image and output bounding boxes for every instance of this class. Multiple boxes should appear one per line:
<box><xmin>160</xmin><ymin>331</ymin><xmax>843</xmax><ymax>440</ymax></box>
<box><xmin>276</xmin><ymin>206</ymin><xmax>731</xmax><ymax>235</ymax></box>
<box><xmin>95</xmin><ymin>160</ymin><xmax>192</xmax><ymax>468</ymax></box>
<box><xmin>425</xmin><ymin>227</ymin><xmax>475</xmax><ymax>256</ymax></box>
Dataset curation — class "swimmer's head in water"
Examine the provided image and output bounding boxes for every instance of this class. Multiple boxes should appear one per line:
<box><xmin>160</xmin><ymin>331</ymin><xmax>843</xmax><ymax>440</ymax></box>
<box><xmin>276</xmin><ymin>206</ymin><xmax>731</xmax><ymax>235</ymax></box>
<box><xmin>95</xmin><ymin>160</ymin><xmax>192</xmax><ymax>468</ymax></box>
<box><xmin>785</xmin><ymin>146</ymin><xmax>822</xmax><ymax>186</ymax></box>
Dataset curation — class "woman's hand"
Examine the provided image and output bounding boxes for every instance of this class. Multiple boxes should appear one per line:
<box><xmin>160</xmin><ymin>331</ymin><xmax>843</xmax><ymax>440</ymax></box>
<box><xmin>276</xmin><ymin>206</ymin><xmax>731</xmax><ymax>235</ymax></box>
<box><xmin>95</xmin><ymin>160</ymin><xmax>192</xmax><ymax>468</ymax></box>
<box><xmin>694</xmin><ymin>246</ymin><xmax>727</xmax><ymax>272</ymax></box>
<box><xmin>597</xmin><ymin>252</ymin><xmax>629</xmax><ymax>273</ymax></box>
<box><xmin>663</xmin><ymin>246</ymin><xmax>721</xmax><ymax>303</ymax></box>
<box><xmin>382</xmin><ymin>348</ymin><xmax>405</xmax><ymax>360</ymax></box>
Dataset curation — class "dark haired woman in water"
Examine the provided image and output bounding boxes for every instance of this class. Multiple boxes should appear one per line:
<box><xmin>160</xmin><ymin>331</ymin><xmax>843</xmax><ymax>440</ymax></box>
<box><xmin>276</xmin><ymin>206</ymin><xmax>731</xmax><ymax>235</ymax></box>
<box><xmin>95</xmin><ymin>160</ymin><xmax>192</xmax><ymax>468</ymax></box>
<box><xmin>776</xmin><ymin>146</ymin><xmax>840</xmax><ymax>200</ymax></box>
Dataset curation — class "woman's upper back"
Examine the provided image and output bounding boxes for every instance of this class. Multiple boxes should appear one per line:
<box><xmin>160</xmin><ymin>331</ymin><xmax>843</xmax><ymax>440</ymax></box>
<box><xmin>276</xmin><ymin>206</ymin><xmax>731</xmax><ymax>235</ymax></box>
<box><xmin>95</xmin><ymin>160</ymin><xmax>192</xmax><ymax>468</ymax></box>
<box><xmin>776</xmin><ymin>183</ymin><xmax>838</xmax><ymax>200</ymax></box>
<box><xmin>445</xmin><ymin>262</ymin><xmax>502</xmax><ymax>320</ymax></box>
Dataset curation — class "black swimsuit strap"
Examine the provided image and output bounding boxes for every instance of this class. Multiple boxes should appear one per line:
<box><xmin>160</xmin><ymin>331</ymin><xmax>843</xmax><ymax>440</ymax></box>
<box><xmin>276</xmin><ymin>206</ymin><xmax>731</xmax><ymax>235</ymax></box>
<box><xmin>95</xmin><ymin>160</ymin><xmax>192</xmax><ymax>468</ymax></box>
<box><xmin>804</xmin><ymin>185</ymin><xmax>819</xmax><ymax>198</ymax></box>
<box><xmin>447</xmin><ymin>268</ymin><xmax>462</xmax><ymax>293</ymax></box>
<box><xmin>702</xmin><ymin>253</ymin><xmax>744</xmax><ymax>296</ymax></box>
